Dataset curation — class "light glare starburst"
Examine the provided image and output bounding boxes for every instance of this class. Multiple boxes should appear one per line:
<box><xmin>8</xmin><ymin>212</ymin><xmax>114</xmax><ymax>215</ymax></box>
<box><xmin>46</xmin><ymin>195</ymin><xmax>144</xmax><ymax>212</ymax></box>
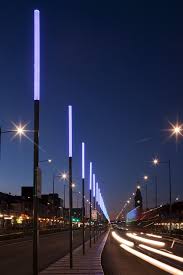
<box><xmin>166</xmin><ymin>121</ymin><xmax>183</xmax><ymax>143</ymax></box>
<box><xmin>11</xmin><ymin>122</ymin><xmax>29</xmax><ymax>141</ymax></box>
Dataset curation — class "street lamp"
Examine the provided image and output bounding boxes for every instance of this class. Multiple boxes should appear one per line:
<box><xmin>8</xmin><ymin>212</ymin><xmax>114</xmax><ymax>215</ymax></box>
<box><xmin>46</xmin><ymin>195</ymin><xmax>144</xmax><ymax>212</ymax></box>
<box><xmin>152</xmin><ymin>157</ymin><xmax>172</xmax><ymax>234</ymax></box>
<box><xmin>0</xmin><ymin>122</ymin><xmax>28</xmax><ymax>145</ymax></box>
<box><xmin>168</xmin><ymin>121</ymin><xmax>183</xmax><ymax>141</ymax></box>
<box><xmin>62</xmin><ymin>172</ymin><xmax>67</xmax><ymax>180</ymax></box>
<box><xmin>153</xmin><ymin>158</ymin><xmax>159</xmax><ymax>166</ymax></box>
<box><xmin>39</xmin><ymin>159</ymin><xmax>52</xmax><ymax>163</ymax></box>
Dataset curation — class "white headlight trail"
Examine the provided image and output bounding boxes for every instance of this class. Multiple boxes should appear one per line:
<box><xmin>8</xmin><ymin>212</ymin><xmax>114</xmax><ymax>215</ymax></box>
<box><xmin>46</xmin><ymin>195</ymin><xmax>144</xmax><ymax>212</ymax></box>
<box><xmin>112</xmin><ymin>231</ymin><xmax>134</xmax><ymax>247</ymax></box>
<box><xmin>126</xmin><ymin>233</ymin><xmax>165</xmax><ymax>247</ymax></box>
<box><xmin>121</xmin><ymin>244</ymin><xmax>183</xmax><ymax>275</ymax></box>
<box><xmin>139</xmin><ymin>244</ymin><xmax>183</xmax><ymax>263</ymax></box>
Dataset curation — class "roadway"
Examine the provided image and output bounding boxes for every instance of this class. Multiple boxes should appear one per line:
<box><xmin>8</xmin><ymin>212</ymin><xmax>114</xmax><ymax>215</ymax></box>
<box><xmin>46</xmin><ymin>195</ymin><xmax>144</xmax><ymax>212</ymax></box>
<box><xmin>0</xmin><ymin>228</ymin><xmax>90</xmax><ymax>275</ymax></box>
<box><xmin>102</xmin><ymin>227</ymin><xmax>183</xmax><ymax>274</ymax></box>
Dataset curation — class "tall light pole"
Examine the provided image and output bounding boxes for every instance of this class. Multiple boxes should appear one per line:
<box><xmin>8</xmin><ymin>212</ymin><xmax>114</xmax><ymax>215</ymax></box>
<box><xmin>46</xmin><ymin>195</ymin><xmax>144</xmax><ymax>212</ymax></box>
<box><xmin>93</xmin><ymin>173</ymin><xmax>96</xmax><ymax>243</ymax></box>
<box><xmin>82</xmin><ymin>142</ymin><xmax>85</xmax><ymax>254</ymax></box>
<box><xmin>96</xmin><ymin>181</ymin><xmax>99</xmax><ymax>240</ymax></box>
<box><xmin>68</xmin><ymin>105</ymin><xmax>73</xmax><ymax>268</ymax></box>
<box><xmin>52</xmin><ymin>173</ymin><xmax>58</xmax><ymax>227</ymax></box>
<box><xmin>61</xmin><ymin>172</ymin><xmax>67</xmax><ymax>208</ymax></box>
<box><xmin>89</xmin><ymin>162</ymin><xmax>92</xmax><ymax>248</ymax></box>
<box><xmin>155</xmin><ymin>175</ymin><xmax>158</xmax><ymax>208</ymax></box>
<box><xmin>144</xmin><ymin>175</ymin><xmax>148</xmax><ymax>210</ymax></box>
<box><xmin>153</xmin><ymin>158</ymin><xmax>172</xmax><ymax>234</ymax></box>
<box><xmin>33</xmin><ymin>9</ymin><xmax>40</xmax><ymax>275</ymax></box>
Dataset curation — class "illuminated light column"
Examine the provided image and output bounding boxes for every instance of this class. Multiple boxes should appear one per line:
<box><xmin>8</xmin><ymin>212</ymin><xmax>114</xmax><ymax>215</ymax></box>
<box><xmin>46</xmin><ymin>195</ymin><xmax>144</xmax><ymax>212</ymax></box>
<box><xmin>89</xmin><ymin>162</ymin><xmax>92</xmax><ymax>248</ymax></box>
<box><xmin>82</xmin><ymin>142</ymin><xmax>85</xmax><ymax>255</ymax></box>
<box><xmin>93</xmin><ymin>174</ymin><xmax>96</xmax><ymax>200</ymax></box>
<box><xmin>68</xmin><ymin>105</ymin><xmax>73</xmax><ymax>268</ymax></box>
<box><xmin>33</xmin><ymin>9</ymin><xmax>40</xmax><ymax>275</ymax></box>
<box><xmin>93</xmin><ymin>173</ymin><xmax>96</xmax><ymax>243</ymax></box>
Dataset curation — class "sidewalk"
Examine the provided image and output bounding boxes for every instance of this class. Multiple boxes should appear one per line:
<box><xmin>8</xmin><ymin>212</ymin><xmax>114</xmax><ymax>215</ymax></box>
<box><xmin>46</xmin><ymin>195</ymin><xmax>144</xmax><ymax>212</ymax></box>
<box><xmin>40</xmin><ymin>230</ymin><xmax>109</xmax><ymax>275</ymax></box>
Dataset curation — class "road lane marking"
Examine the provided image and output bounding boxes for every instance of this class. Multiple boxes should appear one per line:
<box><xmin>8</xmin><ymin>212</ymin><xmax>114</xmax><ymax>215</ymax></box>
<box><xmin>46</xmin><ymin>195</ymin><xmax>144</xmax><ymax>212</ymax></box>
<box><xmin>171</xmin><ymin>240</ymin><xmax>176</xmax><ymax>249</ymax></box>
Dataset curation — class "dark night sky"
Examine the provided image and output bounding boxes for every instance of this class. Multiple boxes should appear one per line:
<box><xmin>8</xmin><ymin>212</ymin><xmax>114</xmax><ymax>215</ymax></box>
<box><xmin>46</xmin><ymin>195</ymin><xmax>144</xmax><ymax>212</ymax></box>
<box><xmin>0</xmin><ymin>1</ymin><xmax>183</xmax><ymax>218</ymax></box>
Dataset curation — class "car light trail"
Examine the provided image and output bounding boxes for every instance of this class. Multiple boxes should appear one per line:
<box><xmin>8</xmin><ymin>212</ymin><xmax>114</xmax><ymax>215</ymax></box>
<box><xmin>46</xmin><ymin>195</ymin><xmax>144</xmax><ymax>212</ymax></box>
<box><xmin>112</xmin><ymin>231</ymin><xmax>134</xmax><ymax>247</ymax></box>
<box><xmin>146</xmin><ymin>233</ymin><xmax>162</xmax><ymax>239</ymax></box>
<box><xmin>126</xmin><ymin>233</ymin><xmax>165</xmax><ymax>247</ymax></box>
<box><xmin>120</xmin><ymin>244</ymin><xmax>183</xmax><ymax>275</ymax></box>
<box><xmin>139</xmin><ymin>244</ymin><xmax>183</xmax><ymax>263</ymax></box>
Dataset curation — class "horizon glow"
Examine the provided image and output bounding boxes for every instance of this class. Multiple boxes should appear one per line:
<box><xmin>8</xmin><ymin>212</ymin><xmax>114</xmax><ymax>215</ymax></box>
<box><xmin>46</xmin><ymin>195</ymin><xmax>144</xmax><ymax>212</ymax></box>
<box><xmin>34</xmin><ymin>10</ymin><xmax>40</xmax><ymax>100</ymax></box>
<box><xmin>68</xmin><ymin>106</ymin><xmax>72</xmax><ymax>157</ymax></box>
<box><xmin>82</xmin><ymin>142</ymin><xmax>85</xmax><ymax>179</ymax></box>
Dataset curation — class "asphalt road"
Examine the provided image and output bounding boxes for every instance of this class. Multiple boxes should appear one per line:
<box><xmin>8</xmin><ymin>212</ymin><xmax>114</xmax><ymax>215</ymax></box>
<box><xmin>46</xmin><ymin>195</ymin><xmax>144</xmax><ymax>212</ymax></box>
<box><xmin>101</xmin><ymin>229</ymin><xmax>183</xmax><ymax>275</ymax></box>
<box><xmin>0</xmin><ymin>228</ymin><xmax>90</xmax><ymax>275</ymax></box>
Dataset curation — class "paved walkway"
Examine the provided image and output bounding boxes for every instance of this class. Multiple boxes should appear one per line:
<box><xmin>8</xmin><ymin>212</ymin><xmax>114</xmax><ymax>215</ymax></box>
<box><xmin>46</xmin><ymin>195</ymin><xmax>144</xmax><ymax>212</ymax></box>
<box><xmin>40</xmin><ymin>231</ymin><xmax>109</xmax><ymax>275</ymax></box>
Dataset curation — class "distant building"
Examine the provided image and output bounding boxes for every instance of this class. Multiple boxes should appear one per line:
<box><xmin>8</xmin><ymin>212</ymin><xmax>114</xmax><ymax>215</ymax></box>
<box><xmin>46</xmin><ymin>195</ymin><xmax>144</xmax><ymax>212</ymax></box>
<box><xmin>41</xmin><ymin>193</ymin><xmax>63</xmax><ymax>218</ymax></box>
<box><xmin>134</xmin><ymin>186</ymin><xmax>143</xmax><ymax>209</ymax></box>
<box><xmin>0</xmin><ymin>187</ymin><xmax>64</xmax><ymax>229</ymax></box>
<box><xmin>64</xmin><ymin>208</ymin><xmax>82</xmax><ymax>222</ymax></box>
<box><xmin>21</xmin><ymin>186</ymin><xmax>33</xmax><ymax>199</ymax></box>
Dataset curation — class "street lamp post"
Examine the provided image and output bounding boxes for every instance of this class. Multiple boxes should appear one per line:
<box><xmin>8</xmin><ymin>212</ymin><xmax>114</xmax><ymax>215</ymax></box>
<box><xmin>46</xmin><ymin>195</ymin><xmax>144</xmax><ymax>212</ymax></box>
<box><xmin>68</xmin><ymin>105</ymin><xmax>73</xmax><ymax>268</ymax></box>
<box><xmin>52</xmin><ymin>172</ymin><xmax>67</xmax><ymax>226</ymax></box>
<box><xmin>52</xmin><ymin>174</ymin><xmax>55</xmax><ymax>226</ymax></box>
<box><xmin>63</xmin><ymin>184</ymin><xmax>66</xmax><ymax>208</ymax></box>
<box><xmin>153</xmin><ymin>158</ymin><xmax>172</xmax><ymax>234</ymax></box>
<box><xmin>155</xmin><ymin>175</ymin><xmax>158</xmax><ymax>208</ymax></box>
<box><xmin>144</xmin><ymin>175</ymin><xmax>148</xmax><ymax>210</ymax></box>
<box><xmin>73</xmin><ymin>191</ymin><xmax>79</xmax><ymax>208</ymax></box>
<box><xmin>33</xmin><ymin>9</ymin><xmax>40</xmax><ymax>275</ymax></box>
<box><xmin>60</xmin><ymin>172</ymin><xmax>68</xmax><ymax>222</ymax></box>
<box><xmin>168</xmin><ymin>160</ymin><xmax>172</xmax><ymax>234</ymax></box>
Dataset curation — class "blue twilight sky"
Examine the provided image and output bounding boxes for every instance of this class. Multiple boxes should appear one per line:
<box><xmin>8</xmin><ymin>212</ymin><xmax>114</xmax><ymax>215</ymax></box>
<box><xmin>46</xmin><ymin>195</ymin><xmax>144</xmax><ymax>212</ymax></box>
<box><xmin>0</xmin><ymin>1</ymin><xmax>183</xmax><ymax>218</ymax></box>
